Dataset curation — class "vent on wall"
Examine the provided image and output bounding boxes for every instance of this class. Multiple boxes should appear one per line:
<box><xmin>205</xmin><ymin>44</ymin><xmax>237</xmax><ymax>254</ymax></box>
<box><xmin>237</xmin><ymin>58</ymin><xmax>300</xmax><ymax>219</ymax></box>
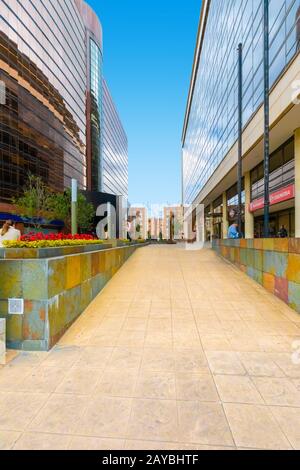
<box><xmin>8</xmin><ymin>299</ymin><xmax>24</xmax><ymax>315</ymax></box>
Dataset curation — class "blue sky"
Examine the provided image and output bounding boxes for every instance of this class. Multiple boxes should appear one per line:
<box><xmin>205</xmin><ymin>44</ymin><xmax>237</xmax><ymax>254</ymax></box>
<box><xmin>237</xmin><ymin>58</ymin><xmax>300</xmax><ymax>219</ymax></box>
<box><xmin>86</xmin><ymin>0</ymin><xmax>201</xmax><ymax>205</ymax></box>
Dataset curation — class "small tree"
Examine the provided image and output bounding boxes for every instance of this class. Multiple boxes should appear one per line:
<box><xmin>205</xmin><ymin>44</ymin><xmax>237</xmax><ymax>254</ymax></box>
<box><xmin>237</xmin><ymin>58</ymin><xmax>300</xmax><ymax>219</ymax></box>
<box><xmin>49</xmin><ymin>188</ymin><xmax>94</xmax><ymax>233</ymax></box>
<box><xmin>13</xmin><ymin>174</ymin><xmax>53</xmax><ymax>230</ymax></box>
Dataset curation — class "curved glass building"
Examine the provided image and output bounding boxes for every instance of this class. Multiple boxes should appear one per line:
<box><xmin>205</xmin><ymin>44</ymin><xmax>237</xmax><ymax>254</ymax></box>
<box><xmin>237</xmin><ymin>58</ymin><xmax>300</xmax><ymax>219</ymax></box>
<box><xmin>0</xmin><ymin>0</ymin><xmax>128</xmax><ymax>213</ymax></box>
<box><xmin>75</xmin><ymin>0</ymin><xmax>104</xmax><ymax>193</ymax></box>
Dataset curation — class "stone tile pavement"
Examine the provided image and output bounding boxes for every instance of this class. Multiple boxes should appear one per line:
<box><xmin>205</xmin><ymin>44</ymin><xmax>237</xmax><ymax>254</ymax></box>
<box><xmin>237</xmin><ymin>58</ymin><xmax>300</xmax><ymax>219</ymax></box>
<box><xmin>0</xmin><ymin>245</ymin><xmax>300</xmax><ymax>450</ymax></box>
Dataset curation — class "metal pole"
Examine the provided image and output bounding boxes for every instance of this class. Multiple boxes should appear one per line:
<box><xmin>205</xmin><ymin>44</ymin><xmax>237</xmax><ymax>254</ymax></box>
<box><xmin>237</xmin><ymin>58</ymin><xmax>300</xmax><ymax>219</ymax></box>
<box><xmin>263</xmin><ymin>0</ymin><xmax>270</xmax><ymax>238</ymax></box>
<box><xmin>71</xmin><ymin>179</ymin><xmax>78</xmax><ymax>235</ymax></box>
<box><xmin>237</xmin><ymin>43</ymin><xmax>243</xmax><ymax>237</ymax></box>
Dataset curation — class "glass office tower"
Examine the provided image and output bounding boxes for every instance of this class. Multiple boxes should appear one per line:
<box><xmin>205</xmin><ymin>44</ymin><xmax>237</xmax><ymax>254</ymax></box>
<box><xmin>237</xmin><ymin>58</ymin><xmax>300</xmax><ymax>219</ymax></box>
<box><xmin>183</xmin><ymin>0</ymin><xmax>300</xmax><ymax>204</ymax></box>
<box><xmin>89</xmin><ymin>39</ymin><xmax>103</xmax><ymax>192</ymax></box>
<box><xmin>0</xmin><ymin>0</ymin><xmax>87</xmax><ymax>202</ymax></box>
<box><xmin>75</xmin><ymin>0</ymin><xmax>104</xmax><ymax>193</ymax></box>
<box><xmin>182</xmin><ymin>0</ymin><xmax>300</xmax><ymax>238</ymax></box>
<box><xmin>102</xmin><ymin>79</ymin><xmax>128</xmax><ymax>198</ymax></box>
<box><xmin>0</xmin><ymin>0</ymin><xmax>128</xmax><ymax>212</ymax></box>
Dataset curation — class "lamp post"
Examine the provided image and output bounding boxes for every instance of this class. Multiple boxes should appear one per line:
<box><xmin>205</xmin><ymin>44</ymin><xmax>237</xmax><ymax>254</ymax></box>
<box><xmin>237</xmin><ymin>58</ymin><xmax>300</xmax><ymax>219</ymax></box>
<box><xmin>71</xmin><ymin>179</ymin><xmax>78</xmax><ymax>235</ymax></box>
<box><xmin>237</xmin><ymin>43</ymin><xmax>243</xmax><ymax>237</ymax></box>
<box><xmin>263</xmin><ymin>0</ymin><xmax>270</xmax><ymax>238</ymax></box>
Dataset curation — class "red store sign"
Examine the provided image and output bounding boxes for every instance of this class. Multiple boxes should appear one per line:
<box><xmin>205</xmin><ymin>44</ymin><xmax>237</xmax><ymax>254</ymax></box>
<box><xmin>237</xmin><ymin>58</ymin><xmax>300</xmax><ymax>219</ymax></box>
<box><xmin>249</xmin><ymin>184</ymin><xmax>295</xmax><ymax>213</ymax></box>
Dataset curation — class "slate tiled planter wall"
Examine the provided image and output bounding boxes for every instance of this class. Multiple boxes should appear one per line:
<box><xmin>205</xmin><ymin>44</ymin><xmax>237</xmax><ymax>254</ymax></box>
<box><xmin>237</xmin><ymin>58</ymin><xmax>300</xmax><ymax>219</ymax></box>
<box><xmin>0</xmin><ymin>243</ymin><xmax>112</xmax><ymax>259</ymax></box>
<box><xmin>0</xmin><ymin>319</ymin><xmax>5</xmax><ymax>364</ymax></box>
<box><xmin>0</xmin><ymin>244</ymin><xmax>142</xmax><ymax>351</ymax></box>
<box><xmin>212</xmin><ymin>238</ymin><xmax>300</xmax><ymax>315</ymax></box>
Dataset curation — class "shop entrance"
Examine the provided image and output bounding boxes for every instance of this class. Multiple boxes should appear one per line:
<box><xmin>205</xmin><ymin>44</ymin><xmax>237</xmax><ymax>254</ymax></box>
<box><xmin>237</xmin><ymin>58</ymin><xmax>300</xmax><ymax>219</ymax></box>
<box><xmin>254</xmin><ymin>208</ymin><xmax>295</xmax><ymax>238</ymax></box>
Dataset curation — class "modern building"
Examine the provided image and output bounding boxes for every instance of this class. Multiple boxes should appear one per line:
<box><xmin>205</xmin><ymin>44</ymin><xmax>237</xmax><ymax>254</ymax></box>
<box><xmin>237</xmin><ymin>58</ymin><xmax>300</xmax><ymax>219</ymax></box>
<box><xmin>163</xmin><ymin>205</ymin><xmax>184</xmax><ymax>240</ymax></box>
<box><xmin>148</xmin><ymin>217</ymin><xmax>163</xmax><ymax>240</ymax></box>
<box><xmin>129</xmin><ymin>206</ymin><xmax>148</xmax><ymax>239</ymax></box>
<box><xmin>182</xmin><ymin>0</ymin><xmax>300</xmax><ymax>240</ymax></box>
<box><xmin>102</xmin><ymin>79</ymin><xmax>128</xmax><ymax>199</ymax></box>
<box><xmin>75</xmin><ymin>0</ymin><xmax>103</xmax><ymax>193</ymax></box>
<box><xmin>0</xmin><ymin>0</ymin><xmax>128</xmax><ymax>217</ymax></box>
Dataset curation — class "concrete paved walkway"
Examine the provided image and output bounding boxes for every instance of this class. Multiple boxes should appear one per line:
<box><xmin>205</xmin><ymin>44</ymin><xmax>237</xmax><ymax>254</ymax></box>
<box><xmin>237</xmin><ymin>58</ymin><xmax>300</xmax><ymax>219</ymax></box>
<box><xmin>1</xmin><ymin>245</ymin><xmax>300</xmax><ymax>450</ymax></box>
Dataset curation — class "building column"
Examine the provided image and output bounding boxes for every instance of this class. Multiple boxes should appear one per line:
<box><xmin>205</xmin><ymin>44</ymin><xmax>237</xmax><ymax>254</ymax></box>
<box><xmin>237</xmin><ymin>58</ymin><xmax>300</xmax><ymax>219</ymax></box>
<box><xmin>222</xmin><ymin>191</ymin><xmax>228</xmax><ymax>239</ymax></box>
<box><xmin>210</xmin><ymin>203</ymin><xmax>214</xmax><ymax>242</ymax></box>
<box><xmin>295</xmin><ymin>129</ymin><xmax>300</xmax><ymax>238</ymax></box>
<box><xmin>244</xmin><ymin>171</ymin><xmax>254</xmax><ymax>239</ymax></box>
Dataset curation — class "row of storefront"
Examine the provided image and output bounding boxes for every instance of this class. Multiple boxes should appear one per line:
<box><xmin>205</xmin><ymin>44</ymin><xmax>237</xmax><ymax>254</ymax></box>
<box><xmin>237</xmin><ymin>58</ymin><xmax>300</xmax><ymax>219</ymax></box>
<box><xmin>182</xmin><ymin>0</ymin><xmax>300</xmax><ymax>243</ymax></box>
<box><xmin>204</xmin><ymin>137</ymin><xmax>297</xmax><ymax>240</ymax></box>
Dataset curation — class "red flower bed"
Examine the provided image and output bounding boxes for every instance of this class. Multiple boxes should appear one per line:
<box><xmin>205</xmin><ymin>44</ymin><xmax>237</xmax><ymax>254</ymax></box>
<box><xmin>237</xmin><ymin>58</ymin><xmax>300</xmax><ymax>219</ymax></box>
<box><xmin>21</xmin><ymin>232</ymin><xmax>95</xmax><ymax>242</ymax></box>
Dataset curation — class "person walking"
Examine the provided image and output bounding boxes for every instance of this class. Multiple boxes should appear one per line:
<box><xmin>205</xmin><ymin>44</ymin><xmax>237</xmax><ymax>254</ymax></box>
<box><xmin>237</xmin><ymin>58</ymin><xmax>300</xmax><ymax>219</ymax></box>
<box><xmin>0</xmin><ymin>220</ymin><xmax>21</xmax><ymax>247</ymax></box>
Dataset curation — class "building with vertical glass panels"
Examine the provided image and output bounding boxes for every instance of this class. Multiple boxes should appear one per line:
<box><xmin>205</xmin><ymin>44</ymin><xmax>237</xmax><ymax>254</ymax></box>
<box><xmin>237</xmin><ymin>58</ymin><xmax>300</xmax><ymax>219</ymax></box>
<box><xmin>182</xmin><ymin>0</ymin><xmax>300</xmax><ymax>239</ymax></box>
<box><xmin>102</xmin><ymin>79</ymin><xmax>128</xmax><ymax>198</ymax></box>
<box><xmin>0</xmin><ymin>0</ymin><xmax>127</xmax><ymax>215</ymax></box>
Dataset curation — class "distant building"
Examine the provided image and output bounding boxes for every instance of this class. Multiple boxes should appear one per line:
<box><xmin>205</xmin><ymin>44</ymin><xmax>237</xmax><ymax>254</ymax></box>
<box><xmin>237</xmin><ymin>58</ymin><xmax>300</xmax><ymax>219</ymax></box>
<box><xmin>148</xmin><ymin>217</ymin><xmax>163</xmax><ymax>240</ymax></box>
<box><xmin>163</xmin><ymin>206</ymin><xmax>184</xmax><ymax>240</ymax></box>
<box><xmin>129</xmin><ymin>207</ymin><xmax>148</xmax><ymax>239</ymax></box>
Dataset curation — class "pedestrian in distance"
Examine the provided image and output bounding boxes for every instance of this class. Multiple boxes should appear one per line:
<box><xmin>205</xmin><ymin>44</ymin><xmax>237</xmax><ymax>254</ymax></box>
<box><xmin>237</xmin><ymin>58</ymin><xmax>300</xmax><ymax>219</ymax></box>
<box><xmin>227</xmin><ymin>222</ymin><xmax>240</xmax><ymax>239</ymax></box>
<box><xmin>278</xmin><ymin>225</ymin><xmax>288</xmax><ymax>238</ymax></box>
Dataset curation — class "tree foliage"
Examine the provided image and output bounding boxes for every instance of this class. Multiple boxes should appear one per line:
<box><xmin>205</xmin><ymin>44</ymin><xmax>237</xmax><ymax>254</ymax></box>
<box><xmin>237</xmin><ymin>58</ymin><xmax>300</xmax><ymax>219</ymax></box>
<box><xmin>48</xmin><ymin>188</ymin><xmax>94</xmax><ymax>232</ymax></box>
<box><xmin>13</xmin><ymin>174</ymin><xmax>94</xmax><ymax>232</ymax></box>
<box><xmin>13</xmin><ymin>174</ymin><xmax>53</xmax><ymax>229</ymax></box>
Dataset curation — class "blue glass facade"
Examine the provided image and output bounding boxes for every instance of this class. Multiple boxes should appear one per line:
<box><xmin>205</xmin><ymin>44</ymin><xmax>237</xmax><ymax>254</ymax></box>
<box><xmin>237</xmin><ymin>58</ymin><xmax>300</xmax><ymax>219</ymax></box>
<box><xmin>0</xmin><ymin>0</ymin><xmax>128</xmax><ymax>207</ymax></box>
<box><xmin>102</xmin><ymin>79</ymin><xmax>128</xmax><ymax>198</ymax></box>
<box><xmin>0</xmin><ymin>0</ymin><xmax>87</xmax><ymax>199</ymax></box>
<box><xmin>182</xmin><ymin>0</ymin><xmax>300</xmax><ymax>205</ymax></box>
<box><xmin>90</xmin><ymin>38</ymin><xmax>103</xmax><ymax>192</ymax></box>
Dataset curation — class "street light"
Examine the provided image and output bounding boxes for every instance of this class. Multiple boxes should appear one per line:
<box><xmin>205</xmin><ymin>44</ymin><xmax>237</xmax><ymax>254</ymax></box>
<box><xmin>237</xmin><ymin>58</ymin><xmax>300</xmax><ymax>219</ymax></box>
<box><xmin>263</xmin><ymin>0</ymin><xmax>270</xmax><ymax>238</ymax></box>
<box><xmin>237</xmin><ymin>43</ymin><xmax>243</xmax><ymax>237</ymax></box>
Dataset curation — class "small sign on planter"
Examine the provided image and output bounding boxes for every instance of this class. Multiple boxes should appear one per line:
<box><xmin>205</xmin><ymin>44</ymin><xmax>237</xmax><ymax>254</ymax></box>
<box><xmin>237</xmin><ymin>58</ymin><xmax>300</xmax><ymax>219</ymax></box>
<box><xmin>8</xmin><ymin>299</ymin><xmax>24</xmax><ymax>315</ymax></box>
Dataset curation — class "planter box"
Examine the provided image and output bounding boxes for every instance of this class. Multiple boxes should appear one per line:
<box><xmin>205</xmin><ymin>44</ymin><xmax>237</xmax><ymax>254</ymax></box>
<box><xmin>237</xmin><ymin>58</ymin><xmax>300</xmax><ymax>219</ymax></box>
<box><xmin>116</xmin><ymin>240</ymin><xmax>132</xmax><ymax>247</ymax></box>
<box><xmin>117</xmin><ymin>241</ymin><xmax>150</xmax><ymax>247</ymax></box>
<box><xmin>0</xmin><ymin>319</ymin><xmax>5</xmax><ymax>365</ymax></box>
<box><xmin>0</xmin><ymin>243</ymin><xmax>112</xmax><ymax>259</ymax></box>
<box><xmin>0</xmin><ymin>244</ymin><xmax>143</xmax><ymax>351</ymax></box>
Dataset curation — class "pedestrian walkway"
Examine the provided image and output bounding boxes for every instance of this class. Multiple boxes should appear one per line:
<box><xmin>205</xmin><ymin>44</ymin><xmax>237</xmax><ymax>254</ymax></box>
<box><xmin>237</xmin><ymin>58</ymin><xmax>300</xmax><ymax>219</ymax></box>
<box><xmin>0</xmin><ymin>245</ymin><xmax>300</xmax><ymax>450</ymax></box>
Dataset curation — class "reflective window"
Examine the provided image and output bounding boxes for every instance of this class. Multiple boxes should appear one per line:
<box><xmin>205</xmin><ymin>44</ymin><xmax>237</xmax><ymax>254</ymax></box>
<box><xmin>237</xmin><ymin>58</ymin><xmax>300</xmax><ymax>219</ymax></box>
<box><xmin>183</xmin><ymin>0</ymin><xmax>300</xmax><ymax>205</ymax></box>
<box><xmin>90</xmin><ymin>39</ymin><xmax>103</xmax><ymax>192</ymax></box>
<box><xmin>102</xmin><ymin>80</ymin><xmax>128</xmax><ymax>198</ymax></box>
<box><xmin>251</xmin><ymin>138</ymin><xmax>295</xmax><ymax>199</ymax></box>
<box><xmin>0</xmin><ymin>0</ymin><xmax>88</xmax><ymax>197</ymax></box>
